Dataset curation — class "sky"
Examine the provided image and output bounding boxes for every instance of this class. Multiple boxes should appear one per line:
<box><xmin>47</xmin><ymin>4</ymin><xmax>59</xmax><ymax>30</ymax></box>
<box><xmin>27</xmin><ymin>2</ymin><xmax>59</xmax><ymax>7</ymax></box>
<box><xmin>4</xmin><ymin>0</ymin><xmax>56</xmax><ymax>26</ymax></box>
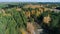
<box><xmin>0</xmin><ymin>0</ymin><xmax>60</xmax><ymax>2</ymax></box>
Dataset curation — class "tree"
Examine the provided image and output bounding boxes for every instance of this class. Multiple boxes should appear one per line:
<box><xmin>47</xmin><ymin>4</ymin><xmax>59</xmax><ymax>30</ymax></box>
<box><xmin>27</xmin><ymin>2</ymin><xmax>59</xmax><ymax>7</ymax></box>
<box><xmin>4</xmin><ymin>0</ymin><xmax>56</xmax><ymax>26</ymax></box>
<box><xmin>3</xmin><ymin>8</ymin><xmax>28</xmax><ymax>34</ymax></box>
<box><xmin>28</xmin><ymin>7</ymin><xmax>32</xmax><ymax>16</ymax></box>
<box><xmin>37</xmin><ymin>11</ymin><xmax>60</xmax><ymax>34</ymax></box>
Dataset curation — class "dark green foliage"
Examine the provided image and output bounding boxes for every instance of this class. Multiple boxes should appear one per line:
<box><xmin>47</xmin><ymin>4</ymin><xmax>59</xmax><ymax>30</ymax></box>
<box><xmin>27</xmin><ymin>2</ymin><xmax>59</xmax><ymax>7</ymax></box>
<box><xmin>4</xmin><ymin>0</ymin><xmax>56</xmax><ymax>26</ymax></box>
<box><xmin>38</xmin><ymin>11</ymin><xmax>60</xmax><ymax>34</ymax></box>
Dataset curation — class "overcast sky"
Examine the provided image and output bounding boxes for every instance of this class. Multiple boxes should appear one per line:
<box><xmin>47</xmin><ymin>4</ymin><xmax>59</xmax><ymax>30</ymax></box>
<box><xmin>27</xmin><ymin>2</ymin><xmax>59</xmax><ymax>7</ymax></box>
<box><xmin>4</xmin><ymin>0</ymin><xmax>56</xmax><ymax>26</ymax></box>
<box><xmin>0</xmin><ymin>0</ymin><xmax>60</xmax><ymax>2</ymax></box>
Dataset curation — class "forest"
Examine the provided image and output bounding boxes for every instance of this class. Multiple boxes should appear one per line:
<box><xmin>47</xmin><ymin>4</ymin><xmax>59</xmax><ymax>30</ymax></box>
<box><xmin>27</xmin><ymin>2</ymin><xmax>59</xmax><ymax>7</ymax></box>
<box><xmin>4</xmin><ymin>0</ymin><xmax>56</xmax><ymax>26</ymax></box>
<box><xmin>0</xmin><ymin>2</ymin><xmax>60</xmax><ymax>34</ymax></box>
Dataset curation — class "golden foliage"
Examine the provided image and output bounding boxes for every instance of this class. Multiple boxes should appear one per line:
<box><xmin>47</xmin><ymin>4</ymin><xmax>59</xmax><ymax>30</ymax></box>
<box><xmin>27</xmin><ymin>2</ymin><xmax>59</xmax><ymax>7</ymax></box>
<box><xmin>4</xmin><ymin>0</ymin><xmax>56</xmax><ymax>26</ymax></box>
<box><xmin>31</xmin><ymin>10</ymin><xmax>35</xmax><ymax>15</ymax></box>
<box><xmin>27</xmin><ymin>22</ymin><xmax>35</xmax><ymax>34</ymax></box>
<box><xmin>25</xmin><ymin>11</ymin><xmax>30</xmax><ymax>18</ymax></box>
<box><xmin>20</xmin><ymin>28</ymin><xmax>27</xmax><ymax>34</ymax></box>
<box><xmin>35</xmin><ymin>11</ymin><xmax>41</xmax><ymax>16</ymax></box>
<box><xmin>43</xmin><ymin>14</ymin><xmax>51</xmax><ymax>24</ymax></box>
<box><xmin>16</xmin><ymin>8</ymin><xmax>21</xmax><ymax>11</ymax></box>
<box><xmin>23</xmin><ymin>5</ymin><xmax>41</xmax><ymax>9</ymax></box>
